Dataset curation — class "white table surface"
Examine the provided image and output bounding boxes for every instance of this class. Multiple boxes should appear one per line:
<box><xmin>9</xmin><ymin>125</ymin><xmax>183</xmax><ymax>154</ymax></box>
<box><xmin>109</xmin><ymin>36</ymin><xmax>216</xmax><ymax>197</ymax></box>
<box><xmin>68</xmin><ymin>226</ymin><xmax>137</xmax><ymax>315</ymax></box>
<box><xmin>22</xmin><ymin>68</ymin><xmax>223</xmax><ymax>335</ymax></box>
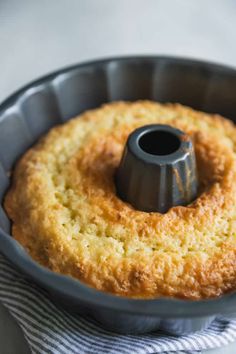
<box><xmin>1</xmin><ymin>0</ymin><xmax>236</xmax><ymax>352</ymax></box>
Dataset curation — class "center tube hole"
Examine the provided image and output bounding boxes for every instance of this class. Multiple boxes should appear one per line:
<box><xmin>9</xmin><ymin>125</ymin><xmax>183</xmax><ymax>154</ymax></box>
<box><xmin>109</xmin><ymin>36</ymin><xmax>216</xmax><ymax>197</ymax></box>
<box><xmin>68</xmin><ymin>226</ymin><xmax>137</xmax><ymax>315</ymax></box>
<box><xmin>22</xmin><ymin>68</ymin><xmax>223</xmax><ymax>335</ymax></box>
<box><xmin>138</xmin><ymin>130</ymin><xmax>181</xmax><ymax>156</ymax></box>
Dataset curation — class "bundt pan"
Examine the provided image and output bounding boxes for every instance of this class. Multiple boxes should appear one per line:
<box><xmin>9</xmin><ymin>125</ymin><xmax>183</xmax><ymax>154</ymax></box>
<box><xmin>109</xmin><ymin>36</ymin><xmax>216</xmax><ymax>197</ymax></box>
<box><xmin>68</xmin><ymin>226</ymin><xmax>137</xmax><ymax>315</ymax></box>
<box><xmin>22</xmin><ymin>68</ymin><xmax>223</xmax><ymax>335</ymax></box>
<box><xmin>1</xmin><ymin>56</ymin><xmax>236</xmax><ymax>335</ymax></box>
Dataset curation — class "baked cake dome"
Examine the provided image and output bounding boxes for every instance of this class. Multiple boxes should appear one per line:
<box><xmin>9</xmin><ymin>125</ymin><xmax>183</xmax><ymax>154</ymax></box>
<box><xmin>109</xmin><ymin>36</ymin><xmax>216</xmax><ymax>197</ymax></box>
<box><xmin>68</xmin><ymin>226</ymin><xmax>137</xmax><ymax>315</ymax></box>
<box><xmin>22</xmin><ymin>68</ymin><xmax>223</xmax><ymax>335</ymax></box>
<box><xmin>5</xmin><ymin>101</ymin><xmax>236</xmax><ymax>299</ymax></box>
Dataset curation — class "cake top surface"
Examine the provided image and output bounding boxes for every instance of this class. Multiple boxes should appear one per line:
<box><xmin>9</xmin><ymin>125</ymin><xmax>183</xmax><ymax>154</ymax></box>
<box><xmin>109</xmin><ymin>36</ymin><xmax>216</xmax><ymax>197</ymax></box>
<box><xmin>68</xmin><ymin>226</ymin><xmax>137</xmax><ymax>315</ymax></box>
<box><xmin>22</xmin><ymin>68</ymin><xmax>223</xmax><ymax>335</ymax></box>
<box><xmin>5</xmin><ymin>101</ymin><xmax>236</xmax><ymax>299</ymax></box>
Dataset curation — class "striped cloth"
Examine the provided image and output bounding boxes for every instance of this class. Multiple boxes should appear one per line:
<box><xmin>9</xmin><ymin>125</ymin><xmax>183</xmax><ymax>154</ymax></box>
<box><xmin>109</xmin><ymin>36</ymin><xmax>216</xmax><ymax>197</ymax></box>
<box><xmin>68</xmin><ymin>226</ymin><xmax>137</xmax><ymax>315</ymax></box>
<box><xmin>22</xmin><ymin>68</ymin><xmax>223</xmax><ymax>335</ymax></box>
<box><xmin>0</xmin><ymin>254</ymin><xmax>235</xmax><ymax>354</ymax></box>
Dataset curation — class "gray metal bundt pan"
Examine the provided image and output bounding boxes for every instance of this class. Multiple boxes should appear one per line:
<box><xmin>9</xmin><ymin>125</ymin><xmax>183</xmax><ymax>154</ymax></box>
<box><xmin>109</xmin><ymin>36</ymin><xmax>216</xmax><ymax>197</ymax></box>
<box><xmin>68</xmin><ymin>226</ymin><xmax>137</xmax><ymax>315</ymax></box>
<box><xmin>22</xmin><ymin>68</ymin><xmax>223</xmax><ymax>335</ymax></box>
<box><xmin>0</xmin><ymin>56</ymin><xmax>236</xmax><ymax>335</ymax></box>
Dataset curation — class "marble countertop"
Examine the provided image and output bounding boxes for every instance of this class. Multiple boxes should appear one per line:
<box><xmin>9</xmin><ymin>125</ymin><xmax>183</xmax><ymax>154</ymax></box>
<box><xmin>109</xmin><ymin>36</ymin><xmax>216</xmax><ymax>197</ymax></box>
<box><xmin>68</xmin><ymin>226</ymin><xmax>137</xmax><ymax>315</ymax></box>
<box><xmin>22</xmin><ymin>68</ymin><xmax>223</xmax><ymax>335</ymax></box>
<box><xmin>1</xmin><ymin>0</ymin><xmax>236</xmax><ymax>352</ymax></box>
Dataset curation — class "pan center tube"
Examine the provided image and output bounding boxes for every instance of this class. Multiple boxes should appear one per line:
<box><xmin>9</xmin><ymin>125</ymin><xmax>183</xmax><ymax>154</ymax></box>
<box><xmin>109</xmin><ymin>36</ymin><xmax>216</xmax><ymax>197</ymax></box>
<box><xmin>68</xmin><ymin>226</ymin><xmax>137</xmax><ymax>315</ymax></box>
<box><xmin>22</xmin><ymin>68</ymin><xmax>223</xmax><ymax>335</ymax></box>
<box><xmin>115</xmin><ymin>124</ymin><xmax>198</xmax><ymax>213</ymax></box>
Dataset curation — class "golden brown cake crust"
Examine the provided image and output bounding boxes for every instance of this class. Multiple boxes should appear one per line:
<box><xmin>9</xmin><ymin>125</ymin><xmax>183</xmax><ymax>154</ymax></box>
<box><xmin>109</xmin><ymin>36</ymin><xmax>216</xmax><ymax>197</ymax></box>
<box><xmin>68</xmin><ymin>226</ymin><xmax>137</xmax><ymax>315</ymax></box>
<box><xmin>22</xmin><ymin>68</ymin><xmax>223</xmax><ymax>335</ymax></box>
<box><xmin>4</xmin><ymin>101</ymin><xmax>236</xmax><ymax>299</ymax></box>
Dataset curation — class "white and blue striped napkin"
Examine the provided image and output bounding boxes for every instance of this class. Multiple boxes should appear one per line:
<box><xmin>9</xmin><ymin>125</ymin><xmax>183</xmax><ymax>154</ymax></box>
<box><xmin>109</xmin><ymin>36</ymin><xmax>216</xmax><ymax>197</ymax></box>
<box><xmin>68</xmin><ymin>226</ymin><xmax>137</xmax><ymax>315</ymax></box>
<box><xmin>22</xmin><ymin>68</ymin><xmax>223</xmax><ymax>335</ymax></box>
<box><xmin>0</xmin><ymin>254</ymin><xmax>235</xmax><ymax>354</ymax></box>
